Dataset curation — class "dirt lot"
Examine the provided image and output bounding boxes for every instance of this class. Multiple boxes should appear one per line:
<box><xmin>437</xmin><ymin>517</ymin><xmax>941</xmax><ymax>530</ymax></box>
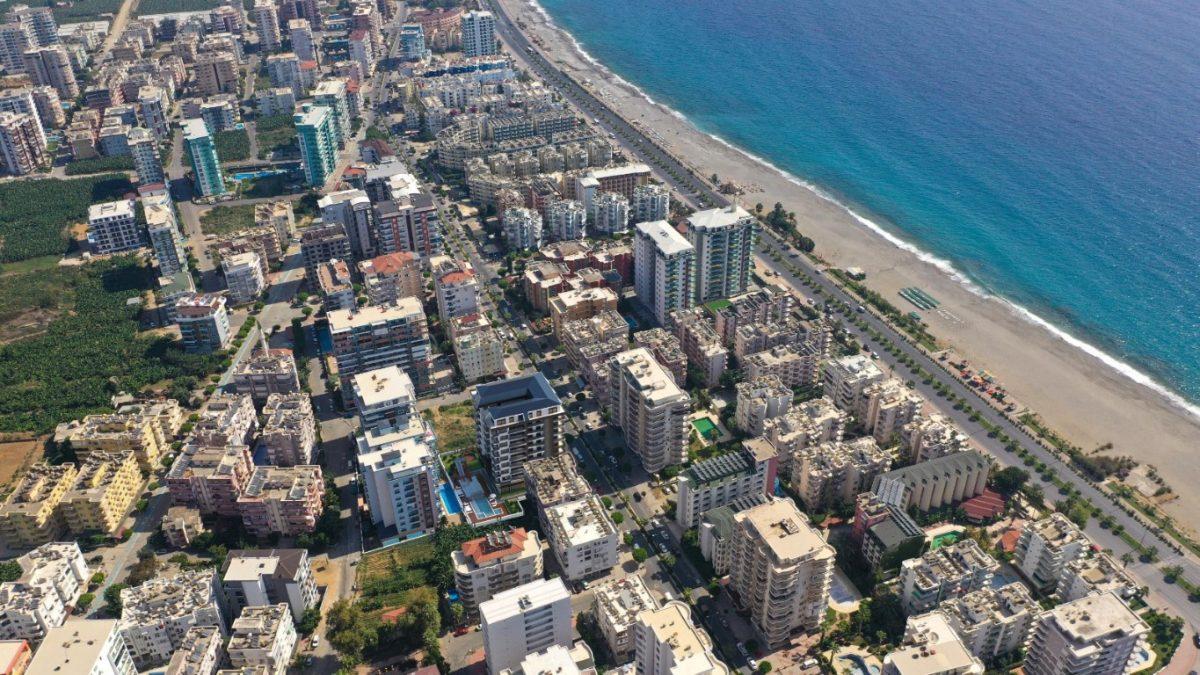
<box><xmin>0</xmin><ymin>436</ymin><xmax>46</xmax><ymax>488</ymax></box>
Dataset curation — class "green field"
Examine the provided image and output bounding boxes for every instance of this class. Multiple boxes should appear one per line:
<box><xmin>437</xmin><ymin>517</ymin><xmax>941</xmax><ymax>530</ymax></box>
<box><xmin>424</xmin><ymin>402</ymin><xmax>476</xmax><ymax>454</ymax></box>
<box><xmin>45</xmin><ymin>0</ymin><xmax>123</xmax><ymax>23</ymax></box>
<box><xmin>64</xmin><ymin>156</ymin><xmax>135</xmax><ymax>176</ymax></box>
<box><xmin>0</xmin><ymin>174</ymin><xmax>134</xmax><ymax>263</ymax></box>
<box><xmin>199</xmin><ymin>204</ymin><xmax>256</xmax><ymax>236</ymax></box>
<box><xmin>215</xmin><ymin>129</ymin><xmax>251</xmax><ymax>163</ymax></box>
<box><xmin>136</xmin><ymin>0</ymin><xmax>222</xmax><ymax>14</ymax></box>
<box><xmin>255</xmin><ymin>115</ymin><xmax>298</xmax><ymax>160</ymax></box>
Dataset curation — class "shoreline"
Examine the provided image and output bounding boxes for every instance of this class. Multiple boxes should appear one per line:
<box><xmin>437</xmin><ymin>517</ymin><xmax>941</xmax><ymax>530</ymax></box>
<box><xmin>499</xmin><ymin>0</ymin><xmax>1200</xmax><ymax>530</ymax></box>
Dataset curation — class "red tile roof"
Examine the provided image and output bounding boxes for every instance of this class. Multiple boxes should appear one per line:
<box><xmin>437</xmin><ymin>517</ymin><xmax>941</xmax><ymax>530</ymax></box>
<box><xmin>365</xmin><ymin>252</ymin><xmax>415</xmax><ymax>276</ymax></box>
<box><xmin>460</xmin><ymin>528</ymin><xmax>528</xmax><ymax>565</ymax></box>
<box><xmin>961</xmin><ymin>489</ymin><xmax>1006</xmax><ymax>522</ymax></box>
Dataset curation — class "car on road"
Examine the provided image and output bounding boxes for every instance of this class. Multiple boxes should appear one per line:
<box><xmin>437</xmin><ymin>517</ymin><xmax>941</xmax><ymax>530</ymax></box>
<box><xmin>310</xmin><ymin>636</ymin><xmax>320</xmax><ymax>649</ymax></box>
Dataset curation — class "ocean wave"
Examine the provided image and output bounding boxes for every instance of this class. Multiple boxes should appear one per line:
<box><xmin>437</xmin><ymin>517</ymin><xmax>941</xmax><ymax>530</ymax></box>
<box><xmin>516</xmin><ymin>0</ymin><xmax>1200</xmax><ymax>423</ymax></box>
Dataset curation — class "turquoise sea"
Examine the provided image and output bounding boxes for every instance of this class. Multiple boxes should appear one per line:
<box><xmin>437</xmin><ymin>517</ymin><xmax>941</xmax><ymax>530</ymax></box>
<box><xmin>535</xmin><ymin>0</ymin><xmax>1200</xmax><ymax>408</ymax></box>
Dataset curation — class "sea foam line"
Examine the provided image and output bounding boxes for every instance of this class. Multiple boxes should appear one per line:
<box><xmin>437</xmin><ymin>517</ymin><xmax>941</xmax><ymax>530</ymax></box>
<box><xmin>519</xmin><ymin>0</ymin><xmax>1200</xmax><ymax>423</ymax></box>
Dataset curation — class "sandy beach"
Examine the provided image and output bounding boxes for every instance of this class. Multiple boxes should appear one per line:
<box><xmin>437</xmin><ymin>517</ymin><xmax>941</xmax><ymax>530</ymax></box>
<box><xmin>498</xmin><ymin>0</ymin><xmax>1200</xmax><ymax>529</ymax></box>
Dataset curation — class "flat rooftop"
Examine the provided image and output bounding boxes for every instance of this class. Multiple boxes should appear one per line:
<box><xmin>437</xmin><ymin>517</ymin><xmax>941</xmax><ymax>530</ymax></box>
<box><xmin>735</xmin><ymin>498</ymin><xmax>829</xmax><ymax>562</ymax></box>
<box><xmin>636</xmin><ymin>220</ymin><xmax>693</xmax><ymax>256</ymax></box>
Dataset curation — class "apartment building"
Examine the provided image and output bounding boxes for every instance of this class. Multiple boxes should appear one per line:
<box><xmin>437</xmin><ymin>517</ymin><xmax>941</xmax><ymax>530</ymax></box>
<box><xmin>299</xmin><ymin>222</ymin><xmax>351</xmax><ymax>279</ymax></box>
<box><xmin>545</xmin><ymin>494</ymin><xmax>619</xmax><ymax>581</ymax></box>
<box><xmin>161</xmin><ymin>506</ymin><xmax>205</xmax><ymax>549</ymax></box>
<box><xmin>295</xmin><ymin>104</ymin><xmax>337</xmax><ymax>187</ymax></box>
<box><xmin>697</xmin><ymin>494</ymin><xmax>770</xmax><ymax>575</ymax></box>
<box><xmin>549</xmin><ymin>286</ymin><xmax>618</xmax><ymax>337</ymax></box>
<box><xmin>884</xmin><ymin>612</ymin><xmax>984</xmax><ymax>675</ymax></box>
<box><xmin>166</xmin><ymin>443</ymin><xmax>255</xmax><ymax>516</ymax></box>
<box><xmin>473</xmin><ymin>374</ymin><xmax>565</xmax><ymax>488</ymax></box>
<box><xmin>860</xmin><ymin>378</ymin><xmax>923</xmax><ymax>445</ymax></box>
<box><xmin>822</xmin><ymin>354</ymin><xmax>886</xmax><ymax>412</ymax></box>
<box><xmin>87</xmin><ymin>199</ymin><xmax>142</xmax><ymax>255</ymax></box>
<box><xmin>745</xmin><ymin>342</ymin><xmax>824</xmax><ymax>390</ymax></box>
<box><xmin>0</xmin><ymin>464</ymin><xmax>76</xmax><ymax>550</ymax></box>
<box><xmin>318</xmin><ymin>190</ymin><xmax>374</xmax><ymax>258</ymax></box>
<box><xmin>356</xmin><ymin>415</ymin><xmax>439</xmax><ymax>537</ymax></box>
<box><xmin>589</xmin><ymin>192</ymin><xmax>629</xmax><ymax>235</ymax></box>
<box><xmin>433</xmin><ymin>257</ymin><xmax>480</xmax><ymax>322</ymax></box>
<box><xmin>460</xmin><ymin>10</ymin><xmax>497</xmax><ymax>58</ymax></box>
<box><xmin>632</xmin><ymin>328</ymin><xmax>687</xmax><ymax>386</ymax></box>
<box><xmin>255</xmin><ymin>200</ymin><xmax>295</xmax><ymax>244</ymax></box>
<box><xmin>233</xmin><ymin>349</ymin><xmax>301</xmax><ymax>402</ymax></box>
<box><xmin>931</xmin><ymin>582</ymin><xmax>1038</xmax><ymax>661</ymax></box>
<box><xmin>1057</xmin><ymin>552</ymin><xmax>1139</xmax><ymax>604</ymax></box>
<box><xmin>762</xmin><ymin>396</ymin><xmax>848</xmax><ymax>457</ymax></box>
<box><xmin>6</xmin><ymin>5</ymin><xmax>57</xmax><ymax>47</ymax></box>
<box><xmin>453</xmin><ymin>528</ymin><xmax>544</xmax><ymax>616</ymax></box>
<box><xmin>561</xmin><ymin>310</ymin><xmax>629</xmax><ymax>390</ymax></box>
<box><xmin>21</xmin><ymin>46</ymin><xmax>77</xmax><ymax>99</ymax></box>
<box><xmin>634</xmin><ymin>601</ymin><xmax>729</xmax><ymax>675</ymax></box>
<box><xmin>0</xmin><ymin>542</ymin><xmax>87</xmax><ymax>642</ymax></box>
<box><xmin>547</xmin><ymin>198</ymin><xmax>586</xmax><ymax>241</ymax></box>
<box><xmin>504</xmin><ymin>643</ymin><xmax>597</xmax><ymax>675</ymax></box>
<box><xmin>632</xmin><ymin>183</ymin><xmax>670</xmax><ymax>224</ymax></box>
<box><xmin>329</xmin><ymin>298</ymin><xmax>432</xmax><ymax>397</ymax></box>
<box><xmin>904</xmin><ymin>415</ymin><xmax>970</xmax><ymax>463</ymax></box>
<box><xmin>1014</xmin><ymin>513</ymin><xmax>1090</xmax><ymax>594</ymax></box>
<box><xmin>594</xmin><ymin>575</ymin><xmax>659</xmax><ymax>660</ymax></box>
<box><xmin>194</xmin><ymin>394</ymin><xmax>258</xmax><ymax>447</ymax></box>
<box><xmin>0</xmin><ymin>111</ymin><xmax>44</xmax><ymax>175</ymax></box>
<box><xmin>523</xmin><ymin>453</ymin><xmax>591</xmax><ymax>532</ymax></box>
<box><xmin>455</xmin><ymin>329</ymin><xmax>506</xmax><ymax>382</ymax></box>
<box><xmin>68</xmin><ymin>413</ymin><xmax>165</xmax><ymax>471</ymax></box>
<box><xmin>145</xmin><ymin>193</ymin><xmax>186</xmax><ymax>274</ymax></box>
<box><xmin>251</xmin><ymin>0</ymin><xmax>281</xmax><ymax>51</ymax></box>
<box><xmin>735</xmin><ymin>376</ymin><xmax>792</xmax><ymax>436</ymax></box>
<box><xmin>226</xmin><ymin>604</ymin><xmax>295</xmax><ymax>675</ymax></box>
<box><xmin>289</xmin><ymin>19</ymin><xmax>316</xmax><ymax>62</ymax></box>
<box><xmin>634</xmin><ymin>220</ymin><xmax>694</xmax><ymax>326</ymax></box>
<box><xmin>184</xmin><ymin>118</ymin><xmax>226</xmax><ymax>197</ymax></box>
<box><xmin>193</xmin><ymin>52</ymin><xmax>238</xmax><ymax>96</ymax></box>
<box><xmin>351</xmin><ymin>365</ymin><xmax>416</xmax><ymax>434</ymax></box>
<box><xmin>872</xmin><ymin>450</ymin><xmax>991</xmax><ymax>513</ymax></box>
<box><xmin>677</xmin><ymin>439</ymin><xmax>777</xmax><ymax>528</ymax></box>
<box><xmin>221</xmin><ymin>549</ymin><xmax>319</xmax><ymax>623</ymax></box>
<box><xmin>0</xmin><ymin>24</ymin><xmax>32</xmax><ymax>76</ymax></box>
<box><xmin>671</xmin><ymin>308</ymin><xmax>727</xmax><ymax>387</ymax></box>
<box><xmin>119</xmin><ymin>570</ymin><xmax>226</xmax><ymax>669</ymax></box>
<box><xmin>790</xmin><ymin>438</ymin><xmax>892</xmax><ymax>512</ymax></box>
<box><xmin>686</xmin><ymin>205</ymin><xmax>757</xmax><ymax>304</ymax></box>
<box><xmin>729</xmin><ymin>499</ymin><xmax>835</xmax><ymax>648</ymax></box>
<box><xmin>360</xmin><ymin>252</ymin><xmax>423</xmax><ymax>305</ymax></box>
<box><xmin>480</xmin><ymin>578</ymin><xmax>573</xmax><ymax>675</ymax></box>
<box><xmin>59</xmin><ymin>450</ymin><xmax>141</xmax><ymax>536</ymax></box>
<box><xmin>165</xmin><ymin>625</ymin><xmax>224</xmax><ymax>675</ymax></box>
<box><xmin>860</xmin><ymin>500</ymin><xmax>924</xmax><ymax>571</ymax></box>
<box><xmin>605</xmin><ymin>348</ymin><xmax>691</xmax><ymax>474</ymax></box>
<box><xmin>1023</xmin><ymin>592</ymin><xmax>1148</xmax><ymax>675</ymax></box>
<box><xmin>237</xmin><ymin>465</ymin><xmax>323</xmax><ymax>537</ymax></box>
<box><xmin>0</xmin><ymin>641</ymin><xmax>28</xmax><ymax>675</ymax></box>
<box><xmin>27</xmin><ymin>620</ymin><xmax>136</xmax><ymax>675</ymax></box>
<box><xmin>899</xmin><ymin>540</ymin><xmax>999</xmax><ymax>614</ymax></box>
<box><xmin>222</xmin><ymin>251</ymin><xmax>265</xmax><ymax>305</ymax></box>
<box><xmin>259</xmin><ymin>394</ymin><xmax>317</xmax><ymax>467</ymax></box>
<box><xmin>504</xmin><ymin>206</ymin><xmax>543</xmax><ymax>251</ymax></box>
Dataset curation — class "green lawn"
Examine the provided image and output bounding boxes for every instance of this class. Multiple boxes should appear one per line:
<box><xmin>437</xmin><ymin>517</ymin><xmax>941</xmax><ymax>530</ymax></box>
<box><xmin>199</xmin><ymin>204</ymin><xmax>257</xmax><ymax>236</ymax></box>
<box><xmin>0</xmin><ymin>174</ymin><xmax>134</xmax><ymax>262</ymax></box>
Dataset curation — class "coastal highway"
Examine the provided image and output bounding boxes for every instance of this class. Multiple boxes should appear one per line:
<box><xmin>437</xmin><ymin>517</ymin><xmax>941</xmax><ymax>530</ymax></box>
<box><xmin>486</xmin><ymin>0</ymin><xmax>1200</xmax><ymax>634</ymax></box>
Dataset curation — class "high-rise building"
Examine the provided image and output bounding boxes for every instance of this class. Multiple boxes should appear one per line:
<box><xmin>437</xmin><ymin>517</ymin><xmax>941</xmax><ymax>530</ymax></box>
<box><xmin>480</xmin><ymin>577</ymin><xmax>572</xmax><ymax>675</ymax></box>
<box><xmin>288</xmin><ymin>19</ymin><xmax>317</xmax><ymax>63</ymax></box>
<box><xmin>222</xmin><ymin>251</ymin><xmax>265</xmax><ymax>305</ymax></box>
<box><xmin>360</xmin><ymin>252</ymin><xmax>423</xmax><ymax>305</ymax></box>
<box><xmin>461</xmin><ymin>10</ymin><xmax>497</xmax><ymax>58</ymax></box>
<box><xmin>27</xmin><ymin>620</ymin><xmax>135</xmax><ymax>675</ymax></box>
<box><xmin>927</xmin><ymin>582</ymin><xmax>1038</xmax><ymax>661</ymax></box>
<box><xmin>313</xmin><ymin>79</ymin><xmax>352</xmax><ymax>148</ymax></box>
<box><xmin>1013</xmin><ymin>513</ymin><xmax>1089</xmax><ymax>595</ymax></box>
<box><xmin>175</xmin><ymin>293</ymin><xmax>232</xmax><ymax>353</ymax></box>
<box><xmin>400</xmin><ymin>23</ymin><xmax>428</xmax><ymax>61</ymax></box>
<box><xmin>676</xmin><ymin>439</ymin><xmax>777</xmax><ymax>528</ymax></box>
<box><xmin>593</xmin><ymin>575</ymin><xmax>659</xmax><ymax>661</ymax></box>
<box><xmin>295</xmin><ymin>105</ymin><xmax>337</xmax><ymax>187</ymax></box>
<box><xmin>1023</xmin><ymin>592</ymin><xmax>1148</xmax><ymax>675</ymax></box>
<box><xmin>605</xmin><ymin>348</ymin><xmax>691</xmax><ymax>474</ymax></box>
<box><xmin>144</xmin><ymin>194</ymin><xmax>186</xmax><ymax>275</ymax></box>
<box><xmin>871</xmin><ymin>451</ymin><xmax>990</xmax><ymax>513</ymax></box>
<box><xmin>184</xmin><ymin>118</ymin><xmax>227</xmax><ymax>197</ymax></box>
<box><xmin>136</xmin><ymin>86</ymin><xmax>170</xmax><ymax>140</ymax></box>
<box><xmin>21</xmin><ymin>46</ymin><xmax>77</xmax><ymax>99</ymax></box>
<box><xmin>632</xmin><ymin>183</ymin><xmax>670</xmax><ymax>224</ymax></box>
<box><xmin>237</xmin><ymin>465</ymin><xmax>324</xmax><ymax>538</ymax></box>
<box><xmin>300</xmin><ymin>222</ymin><xmax>351</xmax><ymax>279</ymax></box>
<box><xmin>453</xmin><ymin>528</ymin><xmax>543</xmax><ymax>616</ymax></box>
<box><xmin>87</xmin><ymin>199</ymin><xmax>143</xmax><ymax>255</ymax></box>
<box><xmin>318</xmin><ymin>188</ymin><xmax>373</xmax><ymax>257</ymax></box>
<box><xmin>226</xmin><ymin>604</ymin><xmax>296</xmax><ymax>674</ymax></box>
<box><xmin>348</xmin><ymin>29</ymin><xmax>374</xmax><ymax>77</ymax></box>
<box><xmin>589</xmin><ymin>192</ymin><xmax>629</xmax><ymax>235</ymax></box>
<box><xmin>356</xmin><ymin>415</ymin><xmax>439</xmax><ymax>537</ymax></box>
<box><xmin>633</xmin><ymin>601</ymin><xmax>729</xmax><ymax>675</ymax></box>
<box><xmin>220</xmin><ymin>549</ymin><xmax>319</xmax><ymax>623</ymax></box>
<box><xmin>503</xmin><ymin>206</ymin><xmax>543</xmax><ymax>251</ymax></box>
<box><xmin>686</xmin><ymin>205</ymin><xmax>757</xmax><ymax>304</ymax></box>
<box><xmin>251</xmin><ymin>0</ymin><xmax>281</xmax><ymax>52</ymax></box>
<box><xmin>634</xmin><ymin>220</ymin><xmax>695</xmax><ymax>326</ymax></box>
<box><xmin>192</xmin><ymin>52</ymin><xmax>239</xmax><ymax>96</ymax></box>
<box><xmin>473</xmin><ymin>374</ymin><xmax>565</xmax><ymax>488</ymax></box>
<box><xmin>899</xmin><ymin>540</ymin><xmax>999</xmax><ymax>614</ymax></box>
<box><xmin>129</xmin><ymin>127</ymin><xmax>164</xmax><ymax>184</ymax></box>
<box><xmin>118</xmin><ymin>570</ymin><xmax>225</xmax><ymax>669</ymax></box>
<box><xmin>351</xmin><ymin>365</ymin><xmax>416</xmax><ymax>433</ymax></box>
<box><xmin>884</xmin><ymin>612</ymin><xmax>984</xmax><ymax>675</ymax></box>
<box><xmin>5</xmin><ymin>5</ymin><xmax>58</xmax><ymax>47</ymax></box>
<box><xmin>729</xmin><ymin>498</ymin><xmax>835</xmax><ymax>648</ymax></box>
<box><xmin>328</xmin><ymin>299</ymin><xmax>432</xmax><ymax>396</ymax></box>
<box><xmin>547</xmin><ymin>198</ymin><xmax>586</xmax><ymax>241</ymax></box>
<box><xmin>0</xmin><ymin>111</ymin><xmax>44</xmax><ymax>175</ymax></box>
<box><xmin>0</xmin><ymin>23</ymin><xmax>32</xmax><ymax>75</ymax></box>
<box><xmin>0</xmin><ymin>464</ymin><xmax>77</xmax><ymax>551</ymax></box>
<box><xmin>433</xmin><ymin>256</ymin><xmax>480</xmax><ymax>322</ymax></box>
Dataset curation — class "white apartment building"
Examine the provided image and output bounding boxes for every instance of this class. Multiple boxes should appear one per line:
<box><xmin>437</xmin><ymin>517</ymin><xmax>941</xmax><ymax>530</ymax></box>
<box><xmin>1057</xmin><ymin>552</ymin><xmax>1139</xmax><ymax>604</ymax></box>
<box><xmin>734</xmin><ymin>375</ymin><xmax>792</xmax><ymax>436</ymax></box>
<box><xmin>145</xmin><ymin>194</ymin><xmax>187</xmax><ymax>276</ymax></box>
<box><xmin>930</xmin><ymin>582</ymin><xmax>1038</xmax><ymax>661</ymax></box>
<box><xmin>351</xmin><ymin>365</ymin><xmax>416</xmax><ymax>433</ymax></box>
<box><xmin>547</xmin><ymin>198</ymin><xmax>586</xmax><ymax>241</ymax></box>
<box><xmin>227</xmin><ymin>604</ymin><xmax>296</xmax><ymax>675</ymax></box>
<box><xmin>632</xmin><ymin>183</ymin><xmax>670</xmax><ymax>224</ymax></box>
<box><xmin>589</xmin><ymin>192</ymin><xmax>629</xmax><ymax>235</ymax></box>
<box><xmin>259</xmin><ymin>393</ymin><xmax>316</xmax><ymax>466</ymax></box>
<box><xmin>88</xmin><ymin>199</ymin><xmax>143</xmax><ymax>255</ymax></box>
<box><xmin>502</xmin><ymin>643</ymin><xmax>597</xmax><ymax>675</ymax></box>
<box><xmin>356</xmin><ymin>415</ymin><xmax>439</xmax><ymax>537</ymax></box>
<box><xmin>605</xmin><ymin>348</ymin><xmax>691</xmax><ymax>474</ymax></box>
<box><xmin>545</xmin><ymin>494</ymin><xmax>619</xmax><ymax>581</ymax></box>
<box><xmin>905</xmin><ymin>414</ymin><xmax>970</xmax><ymax>463</ymax></box>
<box><xmin>480</xmin><ymin>577</ymin><xmax>573</xmax><ymax>675</ymax></box>
<box><xmin>130</xmin><ymin>127</ymin><xmax>164</xmax><ymax>184</ymax></box>
<box><xmin>1023</xmin><ymin>592</ymin><xmax>1149</xmax><ymax>675</ymax></box>
<box><xmin>634</xmin><ymin>601</ymin><xmax>729</xmax><ymax>675</ymax></box>
<box><xmin>433</xmin><ymin>257</ymin><xmax>480</xmax><ymax>322</ymax></box>
<box><xmin>822</xmin><ymin>354</ymin><xmax>886</xmax><ymax>412</ymax></box>
<box><xmin>790</xmin><ymin>437</ymin><xmax>892</xmax><ymax>512</ymax></box>
<box><xmin>251</xmin><ymin>0</ymin><xmax>282</xmax><ymax>52</ymax></box>
<box><xmin>221</xmin><ymin>549</ymin><xmax>320</xmax><ymax>623</ymax></box>
<box><xmin>0</xmin><ymin>541</ymin><xmax>88</xmax><ymax>642</ymax></box>
<box><xmin>676</xmin><ymin>439</ymin><xmax>776</xmax><ymax>528</ymax></box>
<box><xmin>177</xmin><ymin>293</ymin><xmax>232</xmax><ymax>354</ymax></box>
<box><xmin>745</xmin><ymin>342</ymin><xmax>824</xmax><ymax>390</ymax></box>
<box><xmin>763</xmin><ymin>396</ymin><xmax>848</xmax><ymax>457</ymax></box>
<box><xmin>634</xmin><ymin>220</ymin><xmax>694</xmax><ymax>326</ymax></box>
<box><xmin>455</xmin><ymin>330</ymin><xmax>506</xmax><ymax>382</ymax></box>
<box><xmin>593</xmin><ymin>575</ymin><xmax>659</xmax><ymax>660</ymax></box>
<box><xmin>884</xmin><ymin>612</ymin><xmax>984</xmax><ymax>675</ymax></box>
<box><xmin>860</xmin><ymin>378</ymin><xmax>923</xmax><ymax>446</ymax></box>
<box><xmin>461</xmin><ymin>10</ymin><xmax>497</xmax><ymax>58</ymax></box>
<box><xmin>221</xmin><ymin>251</ymin><xmax>265</xmax><ymax>305</ymax></box>
<box><xmin>1014</xmin><ymin>513</ymin><xmax>1090</xmax><ymax>594</ymax></box>
<box><xmin>27</xmin><ymin>620</ymin><xmax>136</xmax><ymax>675</ymax></box>
<box><xmin>119</xmin><ymin>570</ymin><xmax>226</xmax><ymax>669</ymax></box>
<box><xmin>686</xmin><ymin>205</ymin><xmax>757</xmax><ymax>304</ymax></box>
<box><xmin>503</xmin><ymin>206</ymin><xmax>543</xmax><ymax>251</ymax></box>
<box><xmin>453</xmin><ymin>528</ymin><xmax>544</xmax><ymax>615</ymax></box>
<box><xmin>729</xmin><ymin>499</ymin><xmax>835</xmax><ymax>648</ymax></box>
<box><xmin>899</xmin><ymin>540</ymin><xmax>999</xmax><ymax>614</ymax></box>
<box><xmin>166</xmin><ymin>625</ymin><xmax>224</xmax><ymax>675</ymax></box>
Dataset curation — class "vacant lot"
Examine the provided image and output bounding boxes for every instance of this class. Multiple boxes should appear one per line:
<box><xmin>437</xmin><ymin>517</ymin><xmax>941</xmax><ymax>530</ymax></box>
<box><xmin>425</xmin><ymin>402</ymin><xmax>475</xmax><ymax>454</ymax></box>
<box><xmin>0</xmin><ymin>436</ymin><xmax>45</xmax><ymax>488</ymax></box>
<box><xmin>358</xmin><ymin>538</ymin><xmax>435</xmax><ymax>590</ymax></box>
<box><xmin>255</xmin><ymin>115</ymin><xmax>298</xmax><ymax>159</ymax></box>
<box><xmin>199</xmin><ymin>204</ymin><xmax>256</xmax><ymax>236</ymax></box>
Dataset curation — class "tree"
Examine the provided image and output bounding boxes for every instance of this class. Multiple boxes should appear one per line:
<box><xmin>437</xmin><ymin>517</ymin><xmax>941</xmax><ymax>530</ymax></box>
<box><xmin>623</xmin><ymin>532</ymin><xmax>634</xmax><ymax>546</ymax></box>
<box><xmin>659</xmin><ymin>553</ymin><xmax>676</xmax><ymax>568</ymax></box>
<box><xmin>0</xmin><ymin>561</ymin><xmax>20</xmax><ymax>582</ymax></box>
<box><xmin>103</xmin><ymin>584</ymin><xmax>127</xmax><ymax>616</ymax></box>
<box><xmin>990</xmin><ymin>466</ymin><xmax>1030</xmax><ymax>496</ymax></box>
<box><xmin>757</xmin><ymin>662</ymin><xmax>773</xmax><ymax>674</ymax></box>
<box><xmin>326</xmin><ymin>599</ymin><xmax>378</xmax><ymax>664</ymax></box>
<box><xmin>297</xmin><ymin>607</ymin><xmax>321</xmax><ymax>634</ymax></box>
<box><xmin>632</xmin><ymin>547</ymin><xmax>648</xmax><ymax>563</ymax></box>
<box><xmin>611</xmin><ymin>511</ymin><xmax>624</xmax><ymax>524</ymax></box>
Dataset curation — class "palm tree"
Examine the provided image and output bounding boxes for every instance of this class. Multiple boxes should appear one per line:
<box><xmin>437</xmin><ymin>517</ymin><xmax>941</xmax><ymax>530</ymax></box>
<box><xmin>1120</xmin><ymin>552</ymin><xmax>1134</xmax><ymax>568</ymax></box>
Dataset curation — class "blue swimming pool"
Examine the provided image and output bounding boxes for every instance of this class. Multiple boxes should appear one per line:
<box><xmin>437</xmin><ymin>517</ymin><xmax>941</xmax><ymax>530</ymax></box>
<box><xmin>231</xmin><ymin>169</ymin><xmax>287</xmax><ymax>181</ymax></box>
<box><xmin>439</xmin><ymin>484</ymin><xmax>463</xmax><ymax>516</ymax></box>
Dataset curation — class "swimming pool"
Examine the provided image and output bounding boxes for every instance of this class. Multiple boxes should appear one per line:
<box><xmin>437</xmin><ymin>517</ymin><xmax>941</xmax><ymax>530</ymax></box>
<box><xmin>439</xmin><ymin>484</ymin><xmax>463</xmax><ymax>516</ymax></box>
<box><xmin>231</xmin><ymin>169</ymin><xmax>288</xmax><ymax>181</ymax></box>
<box><xmin>692</xmin><ymin>417</ymin><xmax>719</xmax><ymax>440</ymax></box>
<box><xmin>461</xmin><ymin>476</ymin><xmax>500</xmax><ymax>519</ymax></box>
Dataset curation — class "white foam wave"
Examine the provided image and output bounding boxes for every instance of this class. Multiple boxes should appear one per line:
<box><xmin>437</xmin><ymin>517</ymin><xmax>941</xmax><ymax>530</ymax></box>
<box><xmin>516</xmin><ymin>0</ymin><xmax>1200</xmax><ymax>423</ymax></box>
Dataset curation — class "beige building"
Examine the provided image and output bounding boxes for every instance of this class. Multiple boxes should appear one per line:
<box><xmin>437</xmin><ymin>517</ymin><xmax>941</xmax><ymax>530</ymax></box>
<box><xmin>161</xmin><ymin>506</ymin><xmax>206</xmax><ymax>549</ymax></box>
<box><xmin>549</xmin><ymin>286</ymin><xmax>618</xmax><ymax>337</ymax></box>
<box><xmin>232</xmin><ymin>348</ymin><xmax>301</xmax><ymax>402</ymax></box>
<box><xmin>119</xmin><ymin>570</ymin><xmax>225</xmax><ymax>670</ymax></box>
<box><xmin>671</xmin><ymin>308</ymin><xmax>726</xmax><ymax>387</ymax></box>
<box><xmin>60</xmin><ymin>450</ymin><xmax>142</xmax><ymax>536</ymax></box>
<box><xmin>192</xmin><ymin>52</ymin><xmax>238</xmax><ymax>96</ymax></box>
<box><xmin>1014</xmin><ymin>513</ymin><xmax>1090</xmax><ymax>594</ymax></box>
<box><xmin>68</xmin><ymin>413</ymin><xmax>165</xmax><ymax>471</ymax></box>
<box><xmin>0</xmin><ymin>542</ymin><xmax>88</xmax><ymax>643</ymax></box>
<box><xmin>166</xmin><ymin>625</ymin><xmax>224</xmax><ymax>675</ymax></box>
<box><xmin>744</xmin><ymin>342</ymin><xmax>824</xmax><ymax>390</ymax></box>
<box><xmin>359</xmin><ymin>252</ymin><xmax>423</xmax><ymax>305</ymax></box>
<box><xmin>631</xmin><ymin>328</ymin><xmax>687</xmax><ymax>386</ymax></box>
<box><xmin>545</xmin><ymin>495</ymin><xmax>619</xmax><ymax>581</ymax></box>
<box><xmin>593</xmin><ymin>575</ymin><xmax>659</xmax><ymax>660</ymax></box>
<box><xmin>1023</xmin><ymin>592</ymin><xmax>1148</xmax><ymax>675</ymax></box>
<box><xmin>1057</xmin><ymin>552</ymin><xmax>1139</xmax><ymax>604</ymax></box>
<box><xmin>928</xmin><ymin>582</ymin><xmax>1037</xmax><ymax>661</ymax></box>
<box><xmin>904</xmin><ymin>414</ymin><xmax>969</xmax><ymax>463</ymax></box>
<box><xmin>0</xmin><ymin>463</ymin><xmax>77</xmax><ymax>550</ymax></box>
<box><xmin>254</xmin><ymin>201</ymin><xmax>295</xmax><ymax>243</ymax></box>
<box><xmin>899</xmin><ymin>540</ymin><xmax>999</xmax><ymax>614</ymax></box>
<box><xmin>822</xmin><ymin>354</ymin><xmax>885</xmax><ymax>412</ymax></box>
<box><xmin>790</xmin><ymin>438</ymin><xmax>892</xmax><ymax>512</ymax></box>
<box><xmin>259</xmin><ymin>393</ymin><xmax>317</xmax><ymax>467</ymax></box>
<box><xmin>884</xmin><ymin>612</ymin><xmax>984</xmax><ymax>675</ymax></box>
<box><xmin>605</xmin><ymin>348</ymin><xmax>691</xmax><ymax>474</ymax></box>
<box><xmin>454</xmin><ymin>329</ymin><xmax>506</xmax><ymax>382</ymax></box>
<box><xmin>524</xmin><ymin>453</ymin><xmax>591</xmax><ymax>532</ymax></box>
<box><xmin>762</xmin><ymin>396</ymin><xmax>848</xmax><ymax>457</ymax></box>
<box><xmin>860</xmin><ymin>378</ymin><xmax>923</xmax><ymax>446</ymax></box>
<box><xmin>227</xmin><ymin>604</ymin><xmax>296</xmax><ymax>675</ymax></box>
<box><xmin>734</xmin><ymin>375</ymin><xmax>792</xmax><ymax>436</ymax></box>
<box><xmin>633</xmin><ymin>601</ymin><xmax>729</xmax><ymax>675</ymax></box>
<box><xmin>729</xmin><ymin>498</ymin><xmax>835</xmax><ymax>648</ymax></box>
<box><xmin>452</xmin><ymin>528</ymin><xmax>543</xmax><ymax>615</ymax></box>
